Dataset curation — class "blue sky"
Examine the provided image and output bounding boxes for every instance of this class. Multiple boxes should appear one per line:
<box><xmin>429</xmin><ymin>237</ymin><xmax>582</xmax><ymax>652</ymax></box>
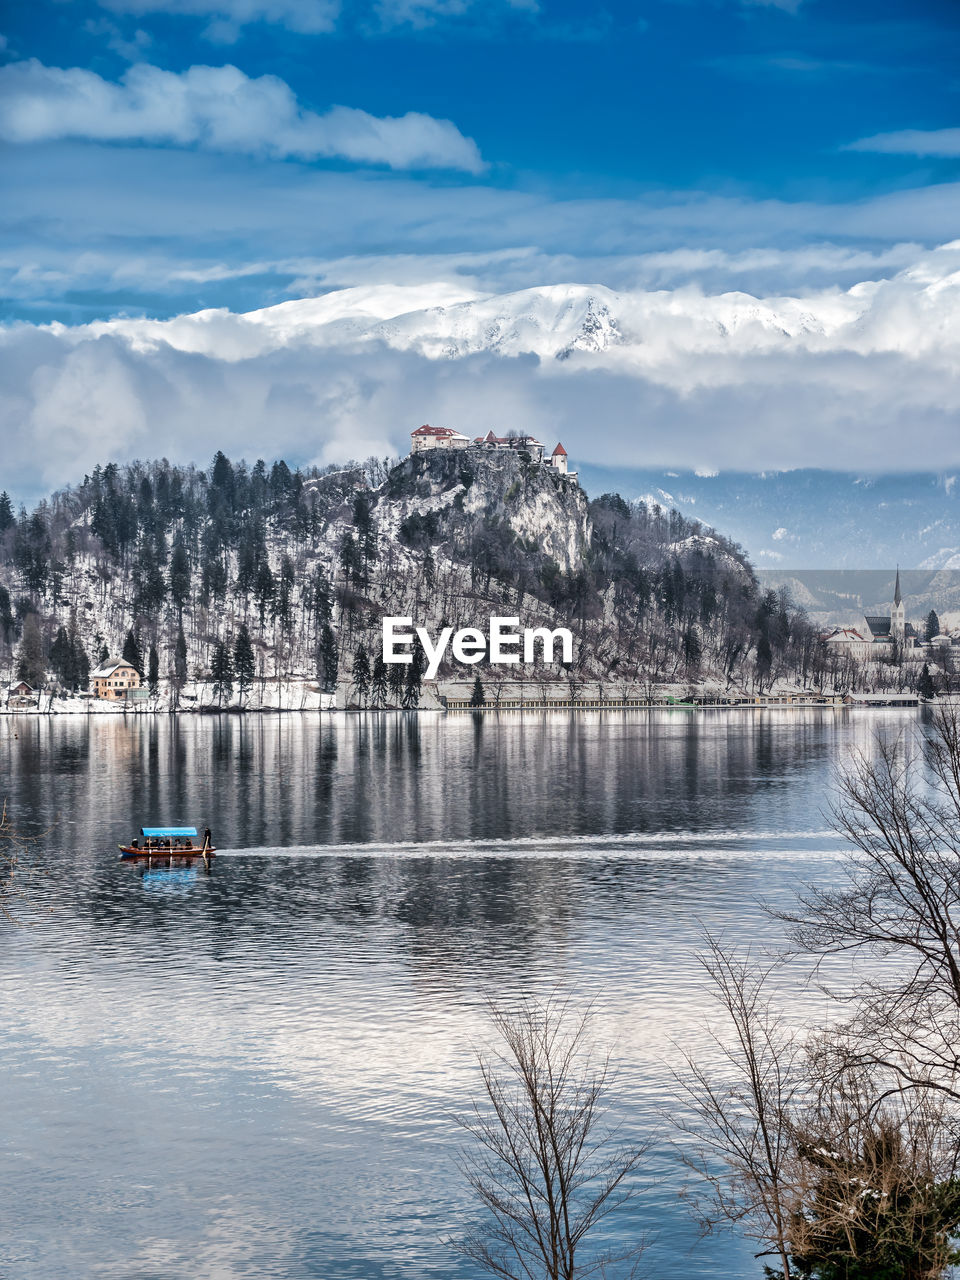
<box><xmin>2</xmin><ymin>0</ymin><xmax>960</xmax><ymax>493</ymax></box>
<box><xmin>3</xmin><ymin>0</ymin><xmax>960</xmax><ymax>320</ymax></box>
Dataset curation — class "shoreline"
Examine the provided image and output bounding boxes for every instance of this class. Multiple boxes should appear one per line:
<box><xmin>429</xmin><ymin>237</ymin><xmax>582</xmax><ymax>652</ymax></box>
<box><xmin>0</xmin><ymin>697</ymin><xmax>928</xmax><ymax>718</ymax></box>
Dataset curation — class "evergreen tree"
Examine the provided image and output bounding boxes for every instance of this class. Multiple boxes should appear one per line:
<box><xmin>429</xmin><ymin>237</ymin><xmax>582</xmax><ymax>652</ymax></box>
<box><xmin>372</xmin><ymin>654</ymin><xmax>388</xmax><ymax>707</ymax></box>
<box><xmin>122</xmin><ymin>627</ymin><xmax>143</xmax><ymax>674</ymax></box>
<box><xmin>169</xmin><ymin>539</ymin><xmax>191</xmax><ymax>614</ymax></box>
<box><xmin>74</xmin><ymin>638</ymin><xmax>89</xmax><ymax>691</ymax></box>
<box><xmin>925</xmin><ymin>610</ymin><xmax>942</xmax><ymax>642</ymax></box>
<box><xmin>353</xmin><ymin>644</ymin><xmax>370</xmax><ymax>706</ymax></box>
<box><xmin>49</xmin><ymin>625</ymin><xmax>73</xmax><ymax>689</ymax></box>
<box><xmin>387</xmin><ymin>659</ymin><xmax>405</xmax><ymax>707</ymax></box>
<box><xmin>254</xmin><ymin>562</ymin><xmax>275</xmax><ymax>626</ymax></box>
<box><xmin>0</xmin><ymin>491</ymin><xmax>14</xmax><ymax>533</ymax></box>
<box><xmin>919</xmin><ymin>662</ymin><xmax>937</xmax><ymax>699</ymax></box>
<box><xmin>148</xmin><ymin>644</ymin><xmax>159</xmax><ymax>694</ymax></box>
<box><xmin>470</xmin><ymin>674</ymin><xmax>486</xmax><ymax>707</ymax></box>
<box><xmin>174</xmin><ymin>622</ymin><xmax>188</xmax><ymax>686</ymax></box>
<box><xmin>211</xmin><ymin>640</ymin><xmax>233</xmax><ymax>708</ymax></box>
<box><xmin>0</xmin><ymin>584</ymin><xmax>13</xmax><ymax>645</ymax></box>
<box><xmin>234</xmin><ymin>623</ymin><xmax>256</xmax><ymax>706</ymax></box>
<box><xmin>318</xmin><ymin>624</ymin><xmax>338</xmax><ymax>693</ymax></box>
<box><xmin>15</xmin><ymin>612</ymin><xmax>45</xmax><ymax>687</ymax></box>
<box><xmin>274</xmin><ymin>555</ymin><xmax>295</xmax><ymax>631</ymax></box>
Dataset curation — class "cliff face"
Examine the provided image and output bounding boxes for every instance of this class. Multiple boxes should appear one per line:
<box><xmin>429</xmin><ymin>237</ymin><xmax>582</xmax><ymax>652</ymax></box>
<box><xmin>375</xmin><ymin>448</ymin><xmax>590</xmax><ymax>573</ymax></box>
<box><xmin>0</xmin><ymin>444</ymin><xmax>815</xmax><ymax>706</ymax></box>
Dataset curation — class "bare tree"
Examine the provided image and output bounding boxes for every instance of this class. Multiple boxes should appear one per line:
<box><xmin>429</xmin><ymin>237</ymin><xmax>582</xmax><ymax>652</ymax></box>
<box><xmin>782</xmin><ymin>706</ymin><xmax>960</xmax><ymax>1100</ymax></box>
<box><xmin>674</xmin><ymin>939</ymin><xmax>960</xmax><ymax>1280</ymax></box>
<box><xmin>788</xmin><ymin>1041</ymin><xmax>960</xmax><ymax>1279</ymax></box>
<box><xmin>672</xmin><ymin>938</ymin><xmax>802</xmax><ymax>1279</ymax></box>
<box><xmin>453</xmin><ymin>994</ymin><xmax>651</xmax><ymax>1280</ymax></box>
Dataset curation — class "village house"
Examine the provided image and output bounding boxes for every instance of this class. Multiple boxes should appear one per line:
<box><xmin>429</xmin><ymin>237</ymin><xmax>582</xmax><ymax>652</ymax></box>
<box><xmin>820</xmin><ymin>626</ymin><xmax>873</xmax><ymax>661</ymax></box>
<box><xmin>6</xmin><ymin>680</ymin><xmax>37</xmax><ymax>708</ymax></box>
<box><xmin>91</xmin><ymin>658</ymin><xmax>142</xmax><ymax>701</ymax></box>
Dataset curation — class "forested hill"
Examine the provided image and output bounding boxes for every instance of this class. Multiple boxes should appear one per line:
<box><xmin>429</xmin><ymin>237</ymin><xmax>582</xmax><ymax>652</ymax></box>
<box><xmin>0</xmin><ymin>447</ymin><xmax>820</xmax><ymax>705</ymax></box>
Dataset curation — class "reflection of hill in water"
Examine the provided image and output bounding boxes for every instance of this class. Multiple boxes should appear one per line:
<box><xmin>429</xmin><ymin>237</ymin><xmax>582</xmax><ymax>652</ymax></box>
<box><xmin>1</xmin><ymin>709</ymin><xmax>851</xmax><ymax>846</ymax></box>
<box><xmin>1</xmin><ymin>710</ymin><xmax>864</xmax><ymax>961</ymax></box>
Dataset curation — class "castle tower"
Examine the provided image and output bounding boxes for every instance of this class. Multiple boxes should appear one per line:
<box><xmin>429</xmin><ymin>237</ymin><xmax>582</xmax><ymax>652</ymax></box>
<box><xmin>550</xmin><ymin>442</ymin><xmax>568</xmax><ymax>475</ymax></box>
<box><xmin>891</xmin><ymin>566</ymin><xmax>905</xmax><ymax>645</ymax></box>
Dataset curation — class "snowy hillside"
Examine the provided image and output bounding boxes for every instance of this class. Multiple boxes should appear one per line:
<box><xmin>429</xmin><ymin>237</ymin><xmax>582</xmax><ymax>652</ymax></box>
<box><xmin>0</xmin><ymin>446</ymin><xmax>824</xmax><ymax>708</ymax></box>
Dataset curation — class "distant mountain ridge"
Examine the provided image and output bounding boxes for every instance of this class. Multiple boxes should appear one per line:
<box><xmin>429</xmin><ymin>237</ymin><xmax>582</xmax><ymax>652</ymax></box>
<box><xmin>576</xmin><ymin>465</ymin><xmax>960</xmax><ymax>572</ymax></box>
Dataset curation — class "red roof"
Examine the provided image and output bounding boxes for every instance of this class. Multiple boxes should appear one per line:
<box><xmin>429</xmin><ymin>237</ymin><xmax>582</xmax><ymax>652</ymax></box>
<box><xmin>412</xmin><ymin>424</ymin><xmax>456</xmax><ymax>438</ymax></box>
<box><xmin>552</xmin><ymin>442</ymin><xmax>567</xmax><ymax>456</ymax></box>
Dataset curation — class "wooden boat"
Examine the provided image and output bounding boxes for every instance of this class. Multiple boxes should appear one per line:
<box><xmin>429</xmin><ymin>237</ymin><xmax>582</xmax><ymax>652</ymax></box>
<box><xmin>119</xmin><ymin>826</ymin><xmax>215</xmax><ymax>866</ymax></box>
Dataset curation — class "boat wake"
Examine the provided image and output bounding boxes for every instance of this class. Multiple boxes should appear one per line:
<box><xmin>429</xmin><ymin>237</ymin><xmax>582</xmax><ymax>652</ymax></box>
<box><xmin>216</xmin><ymin>828</ymin><xmax>842</xmax><ymax>862</ymax></box>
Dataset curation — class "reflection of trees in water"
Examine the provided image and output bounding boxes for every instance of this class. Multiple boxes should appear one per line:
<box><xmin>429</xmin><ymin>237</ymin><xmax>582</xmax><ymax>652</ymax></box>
<box><xmin>0</xmin><ymin>709</ymin><xmax>887</xmax><ymax>967</ymax></box>
<box><xmin>0</xmin><ymin>710</ymin><xmax>849</xmax><ymax>853</ymax></box>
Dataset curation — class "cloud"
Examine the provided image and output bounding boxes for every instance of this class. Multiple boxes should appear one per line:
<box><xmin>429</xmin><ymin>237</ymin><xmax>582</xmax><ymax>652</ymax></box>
<box><xmin>739</xmin><ymin>0</ymin><xmax>803</xmax><ymax>12</ymax></box>
<box><xmin>4</xmin><ymin>246</ymin><xmax>960</xmax><ymax>496</ymax></box>
<box><xmin>374</xmin><ymin>0</ymin><xmax>537</xmax><ymax>29</ymax></box>
<box><xmin>0</xmin><ymin>59</ymin><xmax>485</xmax><ymax>172</ymax></box>
<box><xmin>845</xmin><ymin>127</ymin><xmax>960</xmax><ymax>158</ymax></box>
<box><xmin>96</xmin><ymin>0</ymin><xmax>340</xmax><ymax>35</ymax></box>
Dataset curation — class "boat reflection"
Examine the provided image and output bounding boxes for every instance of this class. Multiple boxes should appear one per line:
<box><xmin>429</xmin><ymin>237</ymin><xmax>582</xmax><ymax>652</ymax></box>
<box><xmin>139</xmin><ymin>866</ymin><xmax>203</xmax><ymax>895</ymax></box>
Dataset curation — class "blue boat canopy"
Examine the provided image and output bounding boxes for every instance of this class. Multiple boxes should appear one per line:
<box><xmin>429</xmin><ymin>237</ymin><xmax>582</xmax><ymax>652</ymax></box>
<box><xmin>141</xmin><ymin>827</ymin><xmax>198</xmax><ymax>839</ymax></box>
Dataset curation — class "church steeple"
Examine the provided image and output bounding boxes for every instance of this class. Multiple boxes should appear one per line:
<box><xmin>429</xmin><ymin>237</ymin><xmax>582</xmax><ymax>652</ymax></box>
<box><xmin>892</xmin><ymin>566</ymin><xmax>905</xmax><ymax>645</ymax></box>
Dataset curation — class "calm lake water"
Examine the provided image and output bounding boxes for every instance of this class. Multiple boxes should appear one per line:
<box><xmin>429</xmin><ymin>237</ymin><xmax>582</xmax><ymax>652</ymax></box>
<box><xmin>0</xmin><ymin>709</ymin><xmax>916</xmax><ymax>1280</ymax></box>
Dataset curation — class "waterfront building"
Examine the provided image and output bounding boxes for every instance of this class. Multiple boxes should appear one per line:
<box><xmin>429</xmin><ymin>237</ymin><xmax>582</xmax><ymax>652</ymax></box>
<box><xmin>6</xmin><ymin>680</ymin><xmax>37</xmax><ymax>708</ymax></box>
<box><xmin>91</xmin><ymin>658</ymin><xmax>142</xmax><ymax>700</ymax></box>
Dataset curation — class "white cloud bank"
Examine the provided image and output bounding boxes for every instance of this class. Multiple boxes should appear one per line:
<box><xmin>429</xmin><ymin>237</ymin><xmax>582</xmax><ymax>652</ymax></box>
<box><xmin>4</xmin><ymin>246</ymin><xmax>960</xmax><ymax>493</ymax></box>
<box><xmin>0</xmin><ymin>59</ymin><xmax>484</xmax><ymax>171</ymax></box>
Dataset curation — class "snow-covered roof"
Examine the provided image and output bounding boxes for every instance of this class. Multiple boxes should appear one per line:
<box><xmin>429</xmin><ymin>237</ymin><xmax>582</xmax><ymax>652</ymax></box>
<box><xmin>822</xmin><ymin>627</ymin><xmax>866</xmax><ymax>643</ymax></box>
<box><xmin>411</xmin><ymin>424</ymin><xmax>469</xmax><ymax>440</ymax></box>
<box><xmin>91</xmin><ymin>659</ymin><xmax>139</xmax><ymax>679</ymax></box>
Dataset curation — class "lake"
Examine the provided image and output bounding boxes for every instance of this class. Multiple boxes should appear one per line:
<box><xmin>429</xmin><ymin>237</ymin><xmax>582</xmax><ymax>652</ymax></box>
<box><xmin>0</xmin><ymin>708</ymin><xmax>911</xmax><ymax>1279</ymax></box>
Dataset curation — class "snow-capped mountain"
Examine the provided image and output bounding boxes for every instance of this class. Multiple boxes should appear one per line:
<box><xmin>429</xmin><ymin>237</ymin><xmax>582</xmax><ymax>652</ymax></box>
<box><xmin>79</xmin><ymin>277</ymin><xmax>875</xmax><ymax>365</ymax></box>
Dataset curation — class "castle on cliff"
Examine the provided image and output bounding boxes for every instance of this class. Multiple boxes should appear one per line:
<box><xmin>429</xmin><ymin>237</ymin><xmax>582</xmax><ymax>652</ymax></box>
<box><xmin>410</xmin><ymin>425</ymin><xmax>577</xmax><ymax>485</ymax></box>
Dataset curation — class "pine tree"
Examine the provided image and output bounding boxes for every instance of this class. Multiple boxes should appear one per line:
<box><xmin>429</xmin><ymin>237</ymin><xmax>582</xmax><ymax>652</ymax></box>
<box><xmin>387</xmin><ymin>659</ymin><xmax>405</xmax><ymax>707</ymax></box>
<box><xmin>169</xmin><ymin>539</ymin><xmax>191</xmax><ymax>614</ymax></box>
<box><xmin>0</xmin><ymin>491</ymin><xmax>14</xmax><ymax>533</ymax></box>
<box><xmin>353</xmin><ymin>644</ymin><xmax>370</xmax><ymax>706</ymax></box>
<box><xmin>0</xmin><ymin>584</ymin><xmax>13</xmax><ymax>645</ymax></box>
<box><xmin>122</xmin><ymin>627</ymin><xmax>143</xmax><ymax>674</ymax></box>
<box><xmin>148</xmin><ymin>644</ymin><xmax>159</xmax><ymax>694</ymax></box>
<box><xmin>918</xmin><ymin>662</ymin><xmax>936</xmax><ymax>699</ymax></box>
<box><xmin>372</xmin><ymin>654</ymin><xmax>387</xmax><ymax>707</ymax></box>
<box><xmin>925</xmin><ymin>610</ymin><xmax>942</xmax><ymax>642</ymax></box>
<box><xmin>318</xmin><ymin>624</ymin><xmax>338</xmax><ymax>693</ymax></box>
<box><xmin>16</xmin><ymin>612</ymin><xmax>45</xmax><ymax>687</ymax></box>
<box><xmin>174</xmin><ymin>622</ymin><xmax>188</xmax><ymax>686</ymax></box>
<box><xmin>254</xmin><ymin>562</ymin><xmax>275</xmax><ymax>626</ymax></box>
<box><xmin>234</xmin><ymin>623</ymin><xmax>256</xmax><ymax>706</ymax></box>
<box><xmin>49</xmin><ymin>625</ymin><xmax>73</xmax><ymax>689</ymax></box>
<box><xmin>211</xmin><ymin>640</ymin><xmax>233</xmax><ymax>708</ymax></box>
<box><xmin>470</xmin><ymin>674</ymin><xmax>486</xmax><ymax>707</ymax></box>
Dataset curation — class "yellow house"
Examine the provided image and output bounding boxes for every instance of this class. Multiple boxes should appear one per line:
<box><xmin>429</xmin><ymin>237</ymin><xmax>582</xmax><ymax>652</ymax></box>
<box><xmin>91</xmin><ymin>658</ymin><xmax>142</xmax><ymax>700</ymax></box>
